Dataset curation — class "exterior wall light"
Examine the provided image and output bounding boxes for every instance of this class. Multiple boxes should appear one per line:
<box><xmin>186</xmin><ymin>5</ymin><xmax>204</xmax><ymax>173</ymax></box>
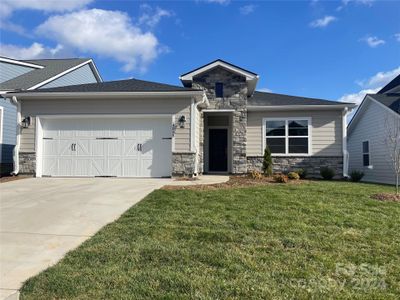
<box><xmin>178</xmin><ymin>115</ymin><xmax>186</xmax><ymax>128</ymax></box>
<box><xmin>21</xmin><ymin>116</ymin><xmax>31</xmax><ymax>128</ymax></box>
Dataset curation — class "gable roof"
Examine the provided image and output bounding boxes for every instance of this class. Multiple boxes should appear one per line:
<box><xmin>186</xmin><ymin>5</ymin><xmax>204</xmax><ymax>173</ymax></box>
<box><xmin>180</xmin><ymin>59</ymin><xmax>258</xmax><ymax>78</ymax></box>
<box><xmin>248</xmin><ymin>91</ymin><xmax>353</xmax><ymax>108</ymax></box>
<box><xmin>378</xmin><ymin>74</ymin><xmax>400</xmax><ymax>94</ymax></box>
<box><xmin>348</xmin><ymin>93</ymin><xmax>400</xmax><ymax>133</ymax></box>
<box><xmin>180</xmin><ymin>59</ymin><xmax>259</xmax><ymax>96</ymax></box>
<box><xmin>368</xmin><ymin>93</ymin><xmax>400</xmax><ymax>114</ymax></box>
<box><xmin>9</xmin><ymin>78</ymin><xmax>201</xmax><ymax>93</ymax></box>
<box><xmin>0</xmin><ymin>58</ymin><xmax>102</xmax><ymax>91</ymax></box>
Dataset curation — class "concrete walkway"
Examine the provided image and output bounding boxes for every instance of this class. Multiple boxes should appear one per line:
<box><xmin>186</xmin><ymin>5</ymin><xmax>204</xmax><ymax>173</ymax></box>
<box><xmin>0</xmin><ymin>175</ymin><xmax>229</xmax><ymax>299</ymax></box>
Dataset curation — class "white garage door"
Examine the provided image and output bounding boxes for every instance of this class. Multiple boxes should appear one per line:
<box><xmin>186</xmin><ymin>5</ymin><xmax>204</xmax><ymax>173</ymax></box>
<box><xmin>41</xmin><ymin>117</ymin><xmax>172</xmax><ymax>177</ymax></box>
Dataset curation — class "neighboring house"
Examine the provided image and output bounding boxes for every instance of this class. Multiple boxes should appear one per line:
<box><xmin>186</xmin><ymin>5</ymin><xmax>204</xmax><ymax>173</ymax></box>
<box><xmin>3</xmin><ymin>59</ymin><xmax>354</xmax><ymax>178</ymax></box>
<box><xmin>0</xmin><ymin>56</ymin><xmax>102</xmax><ymax>175</ymax></box>
<box><xmin>348</xmin><ymin>74</ymin><xmax>400</xmax><ymax>185</ymax></box>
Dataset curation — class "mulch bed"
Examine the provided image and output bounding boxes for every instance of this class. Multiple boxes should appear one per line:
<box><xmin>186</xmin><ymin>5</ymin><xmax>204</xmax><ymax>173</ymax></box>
<box><xmin>0</xmin><ymin>175</ymin><xmax>32</xmax><ymax>183</ymax></box>
<box><xmin>371</xmin><ymin>193</ymin><xmax>400</xmax><ymax>202</ymax></box>
<box><xmin>162</xmin><ymin>175</ymin><xmax>306</xmax><ymax>191</ymax></box>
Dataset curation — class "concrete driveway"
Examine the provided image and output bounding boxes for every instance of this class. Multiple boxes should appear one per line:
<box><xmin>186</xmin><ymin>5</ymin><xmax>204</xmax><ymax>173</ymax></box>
<box><xmin>0</xmin><ymin>178</ymin><xmax>170</xmax><ymax>299</ymax></box>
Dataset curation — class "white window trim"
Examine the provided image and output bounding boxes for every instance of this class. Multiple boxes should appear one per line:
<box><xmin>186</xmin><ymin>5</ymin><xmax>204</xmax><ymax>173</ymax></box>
<box><xmin>362</xmin><ymin>140</ymin><xmax>372</xmax><ymax>168</ymax></box>
<box><xmin>0</xmin><ymin>106</ymin><xmax>3</xmax><ymax>144</ymax></box>
<box><xmin>262</xmin><ymin>117</ymin><xmax>312</xmax><ymax>156</ymax></box>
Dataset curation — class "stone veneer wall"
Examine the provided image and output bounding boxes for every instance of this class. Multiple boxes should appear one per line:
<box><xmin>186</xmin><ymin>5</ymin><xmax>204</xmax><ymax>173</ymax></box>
<box><xmin>19</xmin><ymin>152</ymin><xmax>36</xmax><ymax>175</ymax></box>
<box><xmin>192</xmin><ymin>66</ymin><xmax>248</xmax><ymax>174</ymax></box>
<box><xmin>172</xmin><ymin>152</ymin><xmax>196</xmax><ymax>177</ymax></box>
<box><xmin>247</xmin><ymin>156</ymin><xmax>343</xmax><ymax>178</ymax></box>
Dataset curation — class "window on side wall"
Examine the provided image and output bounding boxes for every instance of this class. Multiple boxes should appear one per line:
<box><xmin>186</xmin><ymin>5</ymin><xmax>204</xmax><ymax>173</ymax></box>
<box><xmin>265</xmin><ymin>118</ymin><xmax>310</xmax><ymax>155</ymax></box>
<box><xmin>215</xmin><ymin>82</ymin><xmax>223</xmax><ymax>98</ymax></box>
<box><xmin>362</xmin><ymin>141</ymin><xmax>370</xmax><ymax>167</ymax></box>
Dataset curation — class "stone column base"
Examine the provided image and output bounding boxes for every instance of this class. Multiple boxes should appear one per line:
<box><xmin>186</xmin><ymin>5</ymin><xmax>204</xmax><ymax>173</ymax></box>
<box><xmin>19</xmin><ymin>152</ymin><xmax>36</xmax><ymax>175</ymax></box>
<box><xmin>172</xmin><ymin>152</ymin><xmax>197</xmax><ymax>177</ymax></box>
<box><xmin>247</xmin><ymin>156</ymin><xmax>343</xmax><ymax>178</ymax></box>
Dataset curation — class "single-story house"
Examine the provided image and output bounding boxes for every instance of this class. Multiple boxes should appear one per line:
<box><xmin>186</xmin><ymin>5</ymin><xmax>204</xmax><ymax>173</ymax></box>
<box><xmin>348</xmin><ymin>74</ymin><xmax>400</xmax><ymax>185</ymax></box>
<box><xmin>0</xmin><ymin>56</ymin><xmax>102</xmax><ymax>175</ymax></box>
<box><xmin>3</xmin><ymin>59</ymin><xmax>354</xmax><ymax>178</ymax></box>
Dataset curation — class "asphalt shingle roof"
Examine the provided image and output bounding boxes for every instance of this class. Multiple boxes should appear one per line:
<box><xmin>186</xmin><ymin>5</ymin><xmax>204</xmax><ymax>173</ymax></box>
<box><xmin>369</xmin><ymin>93</ymin><xmax>400</xmax><ymax>114</ymax></box>
<box><xmin>17</xmin><ymin>78</ymin><xmax>200</xmax><ymax>93</ymax></box>
<box><xmin>378</xmin><ymin>74</ymin><xmax>400</xmax><ymax>94</ymax></box>
<box><xmin>248</xmin><ymin>91</ymin><xmax>350</xmax><ymax>106</ymax></box>
<box><xmin>0</xmin><ymin>58</ymin><xmax>91</xmax><ymax>90</ymax></box>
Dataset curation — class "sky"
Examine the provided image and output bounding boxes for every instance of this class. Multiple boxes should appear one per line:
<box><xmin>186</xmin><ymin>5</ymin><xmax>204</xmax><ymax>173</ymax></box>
<box><xmin>0</xmin><ymin>0</ymin><xmax>399</xmax><ymax>108</ymax></box>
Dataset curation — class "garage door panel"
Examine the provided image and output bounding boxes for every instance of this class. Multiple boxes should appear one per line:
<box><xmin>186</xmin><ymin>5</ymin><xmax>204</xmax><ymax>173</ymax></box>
<box><xmin>41</xmin><ymin>117</ymin><xmax>172</xmax><ymax>177</ymax></box>
<box><xmin>59</xmin><ymin>140</ymin><xmax>73</xmax><ymax>156</ymax></box>
<box><xmin>59</xmin><ymin>158</ymin><xmax>73</xmax><ymax>176</ymax></box>
<box><xmin>75</xmin><ymin>159</ymin><xmax>91</xmax><ymax>176</ymax></box>
<box><xmin>108</xmin><ymin>140</ymin><xmax>123</xmax><ymax>156</ymax></box>
<box><xmin>43</xmin><ymin>158</ymin><xmax>57</xmax><ymax>176</ymax></box>
<box><xmin>92</xmin><ymin>159</ymin><xmax>107</xmax><ymax>176</ymax></box>
<box><xmin>123</xmin><ymin>159</ymin><xmax>138</xmax><ymax>177</ymax></box>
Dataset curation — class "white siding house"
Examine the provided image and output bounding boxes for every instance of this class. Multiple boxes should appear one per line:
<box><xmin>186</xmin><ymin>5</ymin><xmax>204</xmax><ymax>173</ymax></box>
<box><xmin>347</xmin><ymin>74</ymin><xmax>400</xmax><ymax>185</ymax></box>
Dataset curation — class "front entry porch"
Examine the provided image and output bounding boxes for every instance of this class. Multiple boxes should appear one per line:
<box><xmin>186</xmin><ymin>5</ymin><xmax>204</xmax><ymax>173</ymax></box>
<box><xmin>203</xmin><ymin>112</ymin><xmax>233</xmax><ymax>174</ymax></box>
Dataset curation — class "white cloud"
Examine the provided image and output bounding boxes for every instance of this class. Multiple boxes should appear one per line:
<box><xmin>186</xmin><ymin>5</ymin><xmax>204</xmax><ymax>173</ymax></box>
<box><xmin>338</xmin><ymin>66</ymin><xmax>400</xmax><ymax>120</ymax></box>
<box><xmin>309</xmin><ymin>16</ymin><xmax>337</xmax><ymax>28</ymax></box>
<box><xmin>138</xmin><ymin>4</ymin><xmax>173</xmax><ymax>28</ymax></box>
<box><xmin>240</xmin><ymin>5</ymin><xmax>256</xmax><ymax>15</ymax></box>
<box><xmin>338</xmin><ymin>87</ymin><xmax>380</xmax><ymax>106</ymax></box>
<box><xmin>356</xmin><ymin>67</ymin><xmax>400</xmax><ymax>89</ymax></box>
<box><xmin>337</xmin><ymin>0</ymin><xmax>374</xmax><ymax>10</ymax></box>
<box><xmin>0</xmin><ymin>0</ymin><xmax>92</xmax><ymax>18</ymax></box>
<box><xmin>201</xmin><ymin>0</ymin><xmax>230</xmax><ymax>5</ymax></box>
<box><xmin>0</xmin><ymin>0</ymin><xmax>93</xmax><ymax>35</ymax></box>
<box><xmin>258</xmin><ymin>88</ymin><xmax>272</xmax><ymax>93</ymax></box>
<box><xmin>36</xmin><ymin>9</ymin><xmax>161</xmax><ymax>72</ymax></box>
<box><xmin>0</xmin><ymin>42</ymin><xmax>66</xmax><ymax>59</ymax></box>
<box><xmin>394</xmin><ymin>33</ymin><xmax>400</xmax><ymax>42</ymax></box>
<box><xmin>361</xmin><ymin>36</ymin><xmax>385</xmax><ymax>48</ymax></box>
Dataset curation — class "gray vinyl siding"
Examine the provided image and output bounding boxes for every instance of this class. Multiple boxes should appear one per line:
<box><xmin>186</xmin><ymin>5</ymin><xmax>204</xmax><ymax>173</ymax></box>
<box><xmin>0</xmin><ymin>97</ymin><xmax>17</xmax><ymax>163</ymax></box>
<box><xmin>247</xmin><ymin>110</ymin><xmax>343</xmax><ymax>156</ymax></box>
<box><xmin>20</xmin><ymin>97</ymin><xmax>192</xmax><ymax>153</ymax></box>
<box><xmin>39</xmin><ymin>64</ymin><xmax>98</xmax><ymax>89</ymax></box>
<box><xmin>348</xmin><ymin>99</ymin><xmax>397</xmax><ymax>185</ymax></box>
<box><xmin>0</xmin><ymin>62</ymin><xmax>34</xmax><ymax>83</ymax></box>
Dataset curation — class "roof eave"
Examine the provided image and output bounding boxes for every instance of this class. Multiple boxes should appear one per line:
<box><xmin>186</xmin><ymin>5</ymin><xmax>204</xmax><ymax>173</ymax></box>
<box><xmin>2</xmin><ymin>90</ymin><xmax>205</xmax><ymax>100</ymax></box>
<box><xmin>247</xmin><ymin>104</ymin><xmax>355</xmax><ymax>111</ymax></box>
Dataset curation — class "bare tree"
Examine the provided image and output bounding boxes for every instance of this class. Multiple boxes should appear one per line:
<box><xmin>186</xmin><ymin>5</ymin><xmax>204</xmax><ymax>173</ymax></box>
<box><xmin>384</xmin><ymin>114</ymin><xmax>400</xmax><ymax>194</ymax></box>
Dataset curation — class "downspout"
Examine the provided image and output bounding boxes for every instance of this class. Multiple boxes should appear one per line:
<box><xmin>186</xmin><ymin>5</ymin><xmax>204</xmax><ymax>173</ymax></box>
<box><xmin>9</xmin><ymin>96</ymin><xmax>21</xmax><ymax>175</ymax></box>
<box><xmin>192</xmin><ymin>93</ymin><xmax>208</xmax><ymax>175</ymax></box>
<box><xmin>342</xmin><ymin>107</ymin><xmax>349</xmax><ymax>178</ymax></box>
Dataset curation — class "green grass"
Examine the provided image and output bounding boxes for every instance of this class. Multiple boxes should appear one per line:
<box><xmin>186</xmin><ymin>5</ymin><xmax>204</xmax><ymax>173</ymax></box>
<box><xmin>21</xmin><ymin>181</ymin><xmax>400</xmax><ymax>299</ymax></box>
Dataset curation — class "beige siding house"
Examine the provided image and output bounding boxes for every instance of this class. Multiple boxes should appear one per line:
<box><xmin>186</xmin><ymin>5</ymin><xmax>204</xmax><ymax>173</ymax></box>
<box><xmin>3</xmin><ymin>59</ymin><xmax>354</xmax><ymax>178</ymax></box>
<box><xmin>347</xmin><ymin>75</ymin><xmax>400</xmax><ymax>185</ymax></box>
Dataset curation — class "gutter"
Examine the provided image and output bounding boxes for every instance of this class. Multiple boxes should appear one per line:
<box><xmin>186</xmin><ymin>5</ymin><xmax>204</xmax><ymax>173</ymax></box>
<box><xmin>342</xmin><ymin>107</ymin><xmax>349</xmax><ymax>178</ymax></box>
<box><xmin>2</xmin><ymin>90</ymin><xmax>205</xmax><ymax>99</ymax></box>
<box><xmin>10</xmin><ymin>96</ymin><xmax>21</xmax><ymax>175</ymax></box>
<box><xmin>192</xmin><ymin>93</ymin><xmax>208</xmax><ymax>175</ymax></box>
<box><xmin>247</xmin><ymin>104</ymin><xmax>356</xmax><ymax>111</ymax></box>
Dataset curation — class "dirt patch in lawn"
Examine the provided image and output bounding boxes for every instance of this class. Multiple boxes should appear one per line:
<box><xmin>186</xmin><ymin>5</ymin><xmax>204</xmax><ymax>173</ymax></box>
<box><xmin>371</xmin><ymin>193</ymin><xmax>400</xmax><ymax>202</ymax></box>
<box><xmin>162</xmin><ymin>175</ymin><xmax>306</xmax><ymax>191</ymax></box>
<box><xmin>0</xmin><ymin>175</ymin><xmax>32</xmax><ymax>183</ymax></box>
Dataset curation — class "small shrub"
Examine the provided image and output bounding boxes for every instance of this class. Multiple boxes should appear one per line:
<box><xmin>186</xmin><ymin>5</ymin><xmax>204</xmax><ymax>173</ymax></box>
<box><xmin>249</xmin><ymin>170</ymin><xmax>263</xmax><ymax>180</ymax></box>
<box><xmin>350</xmin><ymin>170</ymin><xmax>364</xmax><ymax>182</ymax></box>
<box><xmin>262</xmin><ymin>146</ymin><xmax>273</xmax><ymax>176</ymax></box>
<box><xmin>294</xmin><ymin>168</ymin><xmax>308</xmax><ymax>179</ymax></box>
<box><xmin>320</xmin><ymin>167</ymin><xmax>335</xmax><ymax>180</ymax></box>
<box><xmin>288</xmin><ymin>172</ymin><xmax>300</xmax><ymax>180</ymax></box>
<box><xmin>273</xmin><ymin>174</ymin><xmax>288</xmax><ymax>183</ymax></box>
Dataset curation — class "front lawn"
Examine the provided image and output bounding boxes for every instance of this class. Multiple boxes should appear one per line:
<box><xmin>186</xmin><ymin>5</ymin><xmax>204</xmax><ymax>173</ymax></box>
<box><xmin>21</xmin><ymin>181</ymin><xmax>400</xmax><ymax>299</ymax></box>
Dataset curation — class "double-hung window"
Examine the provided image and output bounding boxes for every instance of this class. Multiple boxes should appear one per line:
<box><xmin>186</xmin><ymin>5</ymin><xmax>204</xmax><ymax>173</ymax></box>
<box><xmin>362</xmin><ymin>141</ymin><xmax>370</xmax><ymax>167</ymax></box>
<box><xmin>264</xmin><ymin>118</ymin><xmax>311</xmax><ymax>155</ymax></box>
